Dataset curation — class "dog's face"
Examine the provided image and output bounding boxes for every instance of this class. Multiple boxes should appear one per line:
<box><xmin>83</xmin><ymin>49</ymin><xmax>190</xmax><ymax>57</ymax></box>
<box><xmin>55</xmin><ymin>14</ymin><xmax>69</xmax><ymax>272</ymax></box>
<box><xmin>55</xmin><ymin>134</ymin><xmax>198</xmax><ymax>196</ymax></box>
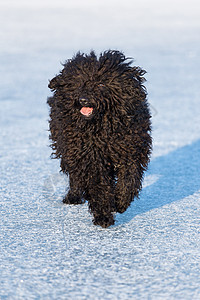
<box><xmin>48</xmin><ymin>51</ymin><xmax>146</xmax><ymax>121</ymax></box>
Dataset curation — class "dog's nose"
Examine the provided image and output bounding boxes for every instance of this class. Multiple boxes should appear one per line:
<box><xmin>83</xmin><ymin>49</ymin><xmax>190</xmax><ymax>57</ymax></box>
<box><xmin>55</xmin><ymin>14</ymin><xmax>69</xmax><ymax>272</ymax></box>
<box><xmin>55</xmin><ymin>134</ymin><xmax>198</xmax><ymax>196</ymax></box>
<box><xmin>79</xmin><ymin>97</ymin><xmax>90</xmax><ymax>106</ymax></box>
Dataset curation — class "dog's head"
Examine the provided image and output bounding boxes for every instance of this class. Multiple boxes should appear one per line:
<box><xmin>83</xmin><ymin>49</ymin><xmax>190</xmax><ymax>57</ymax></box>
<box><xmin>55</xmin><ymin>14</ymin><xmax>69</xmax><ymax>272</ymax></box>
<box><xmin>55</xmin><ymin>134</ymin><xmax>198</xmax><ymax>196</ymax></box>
<box><xmin>48</xmin><ymin>50</ymin><xmax>146</xmax><ymax>122</ymax></box>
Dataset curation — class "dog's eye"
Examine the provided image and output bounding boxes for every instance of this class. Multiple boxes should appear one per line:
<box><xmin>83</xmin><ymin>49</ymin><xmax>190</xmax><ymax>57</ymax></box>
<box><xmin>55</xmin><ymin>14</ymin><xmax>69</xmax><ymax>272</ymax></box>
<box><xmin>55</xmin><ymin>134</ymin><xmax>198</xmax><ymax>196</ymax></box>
<box><xmin>98</xmin><ymin>83</ymin><xmax>105</xmax><ymax>88</ymax></box>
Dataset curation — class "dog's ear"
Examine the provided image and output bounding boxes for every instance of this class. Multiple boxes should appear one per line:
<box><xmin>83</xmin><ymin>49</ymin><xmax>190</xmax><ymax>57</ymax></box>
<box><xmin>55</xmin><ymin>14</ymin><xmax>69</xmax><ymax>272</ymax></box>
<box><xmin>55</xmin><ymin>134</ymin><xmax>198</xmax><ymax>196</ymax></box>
<box><xmin>131</xmin><ymin>66</ymin><xmax>146</xmax><ymax>84</ymax></box>
<box><xmin>48</xmin><ymin>74</ymin><xmax>65</xmax><ymax>91</ymax></box>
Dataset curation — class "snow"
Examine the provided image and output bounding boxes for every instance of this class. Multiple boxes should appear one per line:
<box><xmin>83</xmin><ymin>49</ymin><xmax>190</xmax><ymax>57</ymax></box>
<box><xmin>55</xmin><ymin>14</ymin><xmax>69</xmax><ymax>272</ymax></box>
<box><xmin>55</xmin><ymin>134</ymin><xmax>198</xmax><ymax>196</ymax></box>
<box><xmin>0</xmin><ymin>0</ymin><xmax>200</xmax><ymax>299</ymax></box>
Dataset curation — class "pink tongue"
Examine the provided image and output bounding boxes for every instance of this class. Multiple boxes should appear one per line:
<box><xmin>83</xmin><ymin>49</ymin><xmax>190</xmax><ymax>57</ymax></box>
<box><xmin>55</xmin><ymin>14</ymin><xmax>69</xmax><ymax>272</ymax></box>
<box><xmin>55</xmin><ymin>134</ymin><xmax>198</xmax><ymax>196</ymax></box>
<box><xmin>80</xmin><ymin>107</ymin><xmax>93</xmax><ymax>116</ymax></box>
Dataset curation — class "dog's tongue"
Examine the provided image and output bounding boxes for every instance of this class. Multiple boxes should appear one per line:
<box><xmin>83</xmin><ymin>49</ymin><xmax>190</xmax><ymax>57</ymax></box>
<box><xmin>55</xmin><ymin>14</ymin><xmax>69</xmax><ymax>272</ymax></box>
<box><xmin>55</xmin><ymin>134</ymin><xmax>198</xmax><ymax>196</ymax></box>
<box><xmin>80</xmin><ymin>107</ymin><xmax>93</xmax><ymax>116</ymax></box>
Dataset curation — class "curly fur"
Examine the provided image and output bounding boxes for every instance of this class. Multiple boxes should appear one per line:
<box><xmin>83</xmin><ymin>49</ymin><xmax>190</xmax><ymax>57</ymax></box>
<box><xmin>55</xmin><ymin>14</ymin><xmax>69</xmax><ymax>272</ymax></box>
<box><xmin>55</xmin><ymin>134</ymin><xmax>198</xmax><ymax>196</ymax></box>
<box><xmin>47</xmin><ymin>50</ymin><xmax>152</xmax><ymax>228</ymax></box>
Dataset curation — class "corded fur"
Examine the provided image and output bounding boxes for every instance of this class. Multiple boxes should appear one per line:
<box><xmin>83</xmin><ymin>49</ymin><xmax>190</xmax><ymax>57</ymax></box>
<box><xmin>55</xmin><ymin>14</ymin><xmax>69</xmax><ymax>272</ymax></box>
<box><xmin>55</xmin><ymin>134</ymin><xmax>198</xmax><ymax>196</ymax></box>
<box><xmin>47</xmin><ymin>50</ymin><xmax>152</xmax><ymax>228</ymax></box>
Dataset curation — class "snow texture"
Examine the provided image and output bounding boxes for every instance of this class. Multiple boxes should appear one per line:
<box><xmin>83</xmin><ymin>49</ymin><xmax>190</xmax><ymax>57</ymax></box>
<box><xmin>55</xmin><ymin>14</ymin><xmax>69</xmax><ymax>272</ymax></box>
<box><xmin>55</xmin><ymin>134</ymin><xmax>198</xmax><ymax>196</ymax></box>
<box><xmin>0</xmin><ymin>0</ymin><xmax>200</xmax><ymax>299</ymax></box>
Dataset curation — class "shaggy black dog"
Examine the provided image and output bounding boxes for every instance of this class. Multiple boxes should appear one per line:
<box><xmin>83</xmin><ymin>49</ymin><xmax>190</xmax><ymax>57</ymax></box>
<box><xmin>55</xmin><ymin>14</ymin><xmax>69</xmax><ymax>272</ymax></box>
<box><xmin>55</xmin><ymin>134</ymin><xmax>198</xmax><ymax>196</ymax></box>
<box><xmin>47</xmin><ymin>50</ymin><xmax>152</xmax><ymax>228</ymax></box>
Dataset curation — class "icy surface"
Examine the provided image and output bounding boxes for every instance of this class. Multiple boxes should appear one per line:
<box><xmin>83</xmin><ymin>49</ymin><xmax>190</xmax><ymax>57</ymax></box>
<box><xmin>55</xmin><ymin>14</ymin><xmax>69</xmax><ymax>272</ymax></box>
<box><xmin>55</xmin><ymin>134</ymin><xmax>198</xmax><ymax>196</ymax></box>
<box><xmin>0</xmin><ymin>0</ymin><xmax>200</xmax><ymax>299</ymax></box>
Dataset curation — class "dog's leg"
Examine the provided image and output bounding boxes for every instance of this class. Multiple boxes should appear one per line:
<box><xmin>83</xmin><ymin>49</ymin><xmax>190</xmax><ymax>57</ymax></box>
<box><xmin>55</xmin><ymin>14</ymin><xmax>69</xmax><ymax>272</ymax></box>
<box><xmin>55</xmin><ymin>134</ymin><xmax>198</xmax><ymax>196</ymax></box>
<box><xmin>63</xmin><ymin>174</ymin><xmax>83</xmax><ymax>205</ymax></box>
<box><xmin>115</xmin><ymin>164</ymin><xmax>143</xmax><ymax>213</ymax></box>
<box><xmin>87</xmin><ymin>178</ymin><xmax>115</xmax><ymax>228</ymax></box>
<box><xmin>90</xmin><ymin>198</ymin><xmax>115</xmax><ymax>228</ymax></box>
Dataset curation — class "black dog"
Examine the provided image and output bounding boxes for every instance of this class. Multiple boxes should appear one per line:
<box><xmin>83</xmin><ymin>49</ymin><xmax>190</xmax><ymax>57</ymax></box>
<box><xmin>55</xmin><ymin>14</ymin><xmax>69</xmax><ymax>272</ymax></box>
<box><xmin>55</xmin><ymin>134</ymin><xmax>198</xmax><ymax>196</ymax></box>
<box><xmin>47</xmin><ymin>50</ymin><xmax>152</xmax><ymax>228</ymax></box>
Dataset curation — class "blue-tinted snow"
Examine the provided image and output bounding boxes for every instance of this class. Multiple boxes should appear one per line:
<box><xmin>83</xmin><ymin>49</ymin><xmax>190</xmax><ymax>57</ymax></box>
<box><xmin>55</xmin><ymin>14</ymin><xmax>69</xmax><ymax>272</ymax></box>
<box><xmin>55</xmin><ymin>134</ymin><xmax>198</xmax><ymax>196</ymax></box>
<box><xmin>0</xmin><ymin>0</ymin><xmax>200</xmax><ymax>299</ymax></box>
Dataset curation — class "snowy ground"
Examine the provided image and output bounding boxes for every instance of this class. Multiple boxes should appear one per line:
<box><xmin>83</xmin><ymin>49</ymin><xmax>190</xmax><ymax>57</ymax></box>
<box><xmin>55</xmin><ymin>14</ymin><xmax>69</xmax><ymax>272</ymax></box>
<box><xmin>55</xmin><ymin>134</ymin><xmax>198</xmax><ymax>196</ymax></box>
<box><xmin>0</xmin><ymin>0</ymin><xmax>200</xmax><ymax>299</ymax></box>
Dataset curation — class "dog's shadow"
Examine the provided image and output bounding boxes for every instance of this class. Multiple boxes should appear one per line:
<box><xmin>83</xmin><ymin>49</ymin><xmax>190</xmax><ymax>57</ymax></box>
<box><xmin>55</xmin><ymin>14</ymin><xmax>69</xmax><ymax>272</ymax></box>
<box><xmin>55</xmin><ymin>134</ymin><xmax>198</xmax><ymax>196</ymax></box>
<box><xmin>116</xmin><ymin>139</ymin><xmax>200</xmax><ymax>226</ymax></box>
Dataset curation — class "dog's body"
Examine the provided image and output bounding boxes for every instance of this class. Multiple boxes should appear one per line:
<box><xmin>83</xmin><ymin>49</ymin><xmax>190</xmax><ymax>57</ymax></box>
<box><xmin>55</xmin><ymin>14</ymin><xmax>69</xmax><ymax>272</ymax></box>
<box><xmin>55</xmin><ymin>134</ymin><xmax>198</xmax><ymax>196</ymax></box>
<box><xmin>47</xmin><ymin>50</ymin><xmax>152</xmax><ymax>227</ymax></box>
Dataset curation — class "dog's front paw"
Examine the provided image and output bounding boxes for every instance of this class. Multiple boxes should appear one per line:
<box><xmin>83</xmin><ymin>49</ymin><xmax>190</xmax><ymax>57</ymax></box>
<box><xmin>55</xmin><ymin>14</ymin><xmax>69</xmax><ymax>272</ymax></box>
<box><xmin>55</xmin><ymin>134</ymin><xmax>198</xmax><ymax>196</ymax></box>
<box><xmin>63</xmin><ymin>192</ymin><xmax>83</xmax><ymax>205</ymax></box>
<box><xmin>93</xmin><ymin>214</ymin><xmax>115</xmax><ymax>228</ymax></box>
<box><xmin>115</xmin><ymin>203</ymin><xmax>127</xmax><ymax>214</ymax></box>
